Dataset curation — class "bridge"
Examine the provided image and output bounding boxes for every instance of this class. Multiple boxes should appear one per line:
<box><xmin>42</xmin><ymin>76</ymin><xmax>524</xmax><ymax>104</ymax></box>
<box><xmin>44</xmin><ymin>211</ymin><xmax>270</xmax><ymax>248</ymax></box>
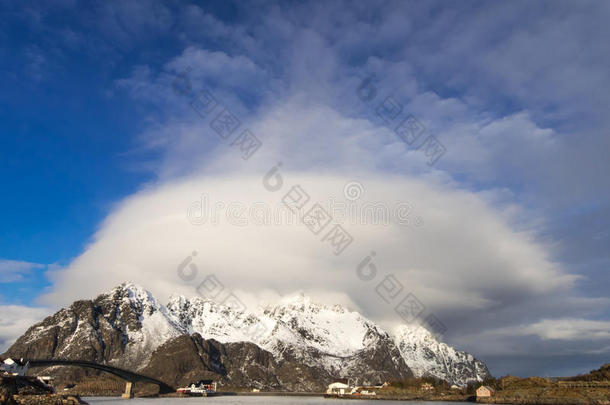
<box><xmin>26</xmin><ymin>359</ymin><xmax>175</xmax><ymax>398</ymax></box>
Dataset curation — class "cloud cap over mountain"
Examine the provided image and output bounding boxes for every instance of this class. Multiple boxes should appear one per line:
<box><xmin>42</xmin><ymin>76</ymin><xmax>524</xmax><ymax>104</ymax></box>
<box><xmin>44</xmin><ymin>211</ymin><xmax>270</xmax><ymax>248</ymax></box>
<box><xmin>1</xmin><ymin>0</ymin><xmax>609</xmax><ymax>379</ymax></box>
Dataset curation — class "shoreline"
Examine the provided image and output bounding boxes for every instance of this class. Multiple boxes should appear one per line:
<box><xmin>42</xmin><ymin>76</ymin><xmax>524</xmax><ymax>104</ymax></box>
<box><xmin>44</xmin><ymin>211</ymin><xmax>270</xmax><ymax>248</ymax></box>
<box><xmin>76</xmin><ymin>390</ymin><xmax>610</xmax><ymax>405</ymax></box>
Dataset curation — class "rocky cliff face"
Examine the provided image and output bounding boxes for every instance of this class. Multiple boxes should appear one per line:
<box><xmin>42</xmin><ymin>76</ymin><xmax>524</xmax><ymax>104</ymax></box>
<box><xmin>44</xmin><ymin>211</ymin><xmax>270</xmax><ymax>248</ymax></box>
<box><xmin>142</xmin><ymin>334</ymin><xmax>294</xmax><ymax>390</ymax></box>
<box><xmin>3</xmin><ymin>284</ymin><xmax>182</xmax><ymax>370</ymax></box>
<box><xmin>4</xmin><ymin>282</ymin><xmax>489</xmax><ymax>390</ymax></box>
<box><xmin>394</xmin><ymin>324</ymin><xmax>490</xmax><ymax>387</ymax></box>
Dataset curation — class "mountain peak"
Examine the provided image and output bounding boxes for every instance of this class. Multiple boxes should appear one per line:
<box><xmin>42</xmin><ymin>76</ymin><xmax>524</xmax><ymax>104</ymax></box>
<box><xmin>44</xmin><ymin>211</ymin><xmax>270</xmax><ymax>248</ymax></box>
<box><xmin>271</xmin><ymin>293</ymin><xmax>350</xmax><ymax>316</ymax></box>
<box><xmin>115</xmin><ymin>281</ymin><xmax>148</xmax><ymax>294</ymax></box>
<box><xmin>100</xmin><ymin>281</ymin><xmax>163</xmax><ymax>315</ymax></box>
<box><xmin>105</xmin><ymin>281</ymin><xmax>145</xmax><ymax>297</ymax></box>
<box><xmin>276</xmin><ymin>292</ymin><xmax>315</xmax><ymax>309</ymax></box>
<box><xmin>395</xmin><ymin>323</ymin><xmax>437</xmax><ymax>342</ymax></box>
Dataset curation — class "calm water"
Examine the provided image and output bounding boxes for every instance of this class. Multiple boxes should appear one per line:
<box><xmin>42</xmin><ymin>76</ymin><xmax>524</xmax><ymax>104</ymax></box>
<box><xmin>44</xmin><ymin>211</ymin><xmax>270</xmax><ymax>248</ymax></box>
<box><xmin>85</xmin><ymin>397</ymin><xmax>466</xmax><ymax>405</ymax></box>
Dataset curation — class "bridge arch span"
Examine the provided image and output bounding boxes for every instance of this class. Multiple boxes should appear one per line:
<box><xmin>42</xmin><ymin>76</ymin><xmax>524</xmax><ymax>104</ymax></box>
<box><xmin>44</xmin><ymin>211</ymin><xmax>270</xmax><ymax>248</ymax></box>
<box><xmin>26</xmin><ymin>359</ymin><xmax>175</xmax><ymax>395</ymax></box>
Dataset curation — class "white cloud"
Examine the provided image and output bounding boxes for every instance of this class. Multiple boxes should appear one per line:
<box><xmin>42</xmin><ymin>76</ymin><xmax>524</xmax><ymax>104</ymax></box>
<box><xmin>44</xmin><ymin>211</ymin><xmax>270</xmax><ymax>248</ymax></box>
<box><xmin>0</xmin><ymin>260</ymin><xmax>43</xmax><ymax>283</ymax></box>
<box><xmin>40</xmin><ymin>101</ymin><xmax>588</xmax><ymax>348</ymax></box>
<box><xmin>11</xmin><ymin>0</ymin><xmax>609</xmax><ymax>377</ymax></box>
<box><xmin>520</xmin><ymin>319</ymin><xmax>610</xmax><ymax>341</ymax></box>
<box><xmin>0</xmin><ymin>305</ymin><xmax>50</xmax><ymax>353</ymax></box>
<box><xmin>166</xmin><ymin>47</ymin><xmax>265</xmax><ymax>89</ymax></box>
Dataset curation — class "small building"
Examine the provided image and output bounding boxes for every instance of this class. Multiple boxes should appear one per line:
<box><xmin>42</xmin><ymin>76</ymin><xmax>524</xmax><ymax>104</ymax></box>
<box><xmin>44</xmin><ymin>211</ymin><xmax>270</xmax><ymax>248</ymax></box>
<box><xmin>326</xmin><ymin>378</ymin><xmax>352</xmax><ymax>395</ymax></box>
<box><xmin>195</xmin><ymin>380</ymin><xmax>217</xmax><ymax>392</ymax></box>
<box><xmin>421</xmin><ymin>382</ymin><xmax>434</xmax><ymax>391</ymax></box>
<box><xmin>0</xmin><ymin>358</ymin><xmax>29</xmax><ymax>376</ymax></box>
<box><xmin>177</xmin><ymin>379</ymin><xmax>217</xmax><ymax>396</ymax></box>
<box><xmin>476</xmin><ymin>385</ymin><xmax>495</xmax><ymax>397</ymax></box>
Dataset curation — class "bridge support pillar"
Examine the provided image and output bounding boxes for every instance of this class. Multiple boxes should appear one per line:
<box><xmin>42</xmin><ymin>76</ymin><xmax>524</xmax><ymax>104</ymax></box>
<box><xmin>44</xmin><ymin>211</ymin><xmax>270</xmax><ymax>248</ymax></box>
<box><xmin>121</xmin><ymin>382</ymin><xmax>134</xmax><ymax>399</ymax></box>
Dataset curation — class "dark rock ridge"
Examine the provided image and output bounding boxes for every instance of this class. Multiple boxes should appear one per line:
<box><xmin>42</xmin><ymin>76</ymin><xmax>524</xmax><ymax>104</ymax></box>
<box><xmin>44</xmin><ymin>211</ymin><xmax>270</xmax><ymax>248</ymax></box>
<box><xmin>142</xmin><ymin>332</ymin><xmax>411</xmax><ymax>391</ymax></box>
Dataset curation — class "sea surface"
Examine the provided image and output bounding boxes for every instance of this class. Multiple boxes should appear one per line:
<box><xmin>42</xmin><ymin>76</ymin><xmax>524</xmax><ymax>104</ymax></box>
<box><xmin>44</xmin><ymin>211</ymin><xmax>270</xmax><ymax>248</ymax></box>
<box><xmin>85</xmin><ymin>397</ymin><xmax>467</xmax><ymax>405</ymax></box>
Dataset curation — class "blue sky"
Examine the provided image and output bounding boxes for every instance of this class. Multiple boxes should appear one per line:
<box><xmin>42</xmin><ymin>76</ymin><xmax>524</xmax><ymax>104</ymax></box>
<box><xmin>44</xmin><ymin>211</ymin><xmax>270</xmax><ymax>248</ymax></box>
<box><xmin>1</xmin><ymin>0</ymin><xmax>609</xmax><ymax>378</ymax></box>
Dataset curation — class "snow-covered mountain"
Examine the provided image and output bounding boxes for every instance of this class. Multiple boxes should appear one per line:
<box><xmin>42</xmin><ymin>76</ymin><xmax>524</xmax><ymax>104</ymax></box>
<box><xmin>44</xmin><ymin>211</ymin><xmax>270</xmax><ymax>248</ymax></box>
<box><xmin>394</xmin><ymin>324</ymin><xmax>490</xmax><ymax>387</ymax></box>
<box><xmin>4</xmin><ymin>282</ymin><xmax>489</xmax><ymax>389</ymax></box>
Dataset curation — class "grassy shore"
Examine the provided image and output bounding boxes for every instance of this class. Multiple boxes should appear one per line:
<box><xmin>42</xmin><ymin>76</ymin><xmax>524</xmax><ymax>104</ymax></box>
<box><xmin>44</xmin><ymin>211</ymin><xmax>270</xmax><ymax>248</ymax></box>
<box><xmin>474</xmin><ymin>376</ymin><xmax>610</xmax><ymax>405</ymax></box>
<box><xmin>23</xmin><ymin>363</ymin><xmax>610</xmax><ymax>404</ymax></box>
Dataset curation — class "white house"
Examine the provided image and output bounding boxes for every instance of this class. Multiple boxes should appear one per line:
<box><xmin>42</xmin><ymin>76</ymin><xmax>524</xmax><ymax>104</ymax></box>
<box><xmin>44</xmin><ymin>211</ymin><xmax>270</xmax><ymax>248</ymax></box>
<box><xmin>326</xmin><ymin>379</ymin><xmax>353</xmax><ymax>395</ymax></box>
<box><xmin>176</xmin><ymin>379</ymin><xmax>217</xmax><ymax>396</ymax></box>
<box><xmin>1</xmin><ymin>358</ymin><xmax>29</xmax><ymax>376</ymax></box>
